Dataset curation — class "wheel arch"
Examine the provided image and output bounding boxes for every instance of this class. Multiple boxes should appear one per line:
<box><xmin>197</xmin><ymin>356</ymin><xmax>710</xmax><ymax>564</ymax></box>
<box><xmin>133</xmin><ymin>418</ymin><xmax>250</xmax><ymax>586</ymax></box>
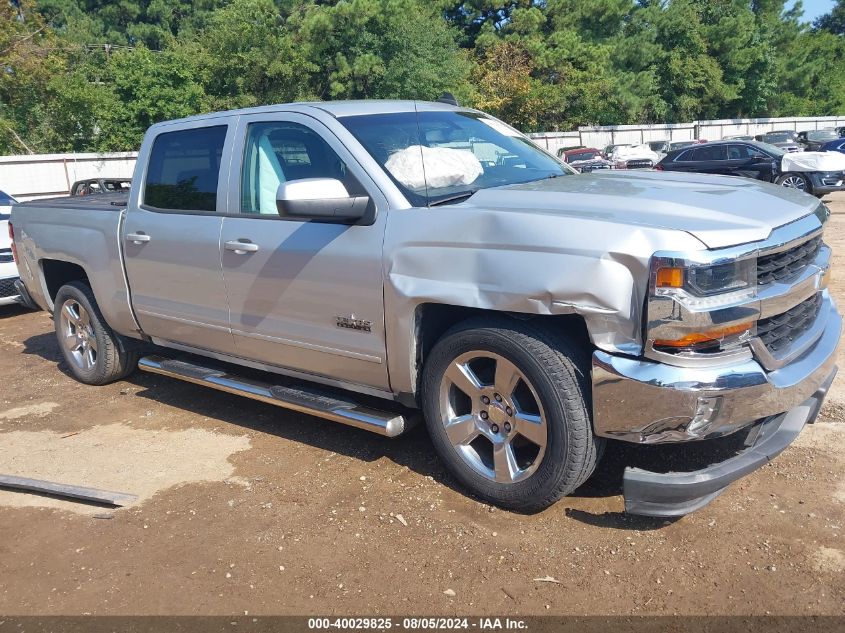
<box><xmin>400</xmin><ymin>303</ymin><xmax>591</xmax><ymax>406</ymax></box>
<box><xmin>40</xmin><ymin>259</ymin><xmax>92</xmax><ymax>308</ymax></box>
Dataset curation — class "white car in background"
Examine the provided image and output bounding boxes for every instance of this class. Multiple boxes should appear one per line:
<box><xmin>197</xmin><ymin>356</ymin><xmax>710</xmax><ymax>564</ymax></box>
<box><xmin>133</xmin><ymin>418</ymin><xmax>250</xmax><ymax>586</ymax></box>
<box><xmin>0</xmin><ymin>190</ymin><xmax>22</xmax><ymax>306</ymax></box>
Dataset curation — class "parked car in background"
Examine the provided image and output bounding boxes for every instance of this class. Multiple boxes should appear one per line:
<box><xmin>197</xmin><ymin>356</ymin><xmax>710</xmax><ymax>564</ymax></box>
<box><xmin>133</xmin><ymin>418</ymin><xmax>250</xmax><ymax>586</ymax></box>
<box><xmin>656</xmin><ymin>140</ymin><xmax>845</xmax><ymax>197</ymax></box>
<box><xmin>0</xmin><ymin>190</ymin><xmax>21</xmax><ymax>306</ymax></box>
<box><xmin>667</xmin><ymin>140</ymin><xmax>699</xmax><ymax>151</ymax></box>
<box><xmin>755</xmin><ymin>130</ymin><xmax>802</xmax><ymax>153</ymax></box>
<box><xmin>602</xmin><ymin>143</ymin><xmax>631</xmax><ymax>159</ymax></box>
<box><xmin>647</xmin><ymin>140</ymin><xmax>670</xmax><ymax>153</ymax></box>
<box><xmin>12</xmin><ymin>100</ymin><xmax>841</xmax><ymax>517</ymax></box>
<box><xmin>611</xmin><ymin>144</ymin><xmax>661</xmax><ymax>169</ymax></box>
<box><xmin>723</xmin><ymin>134</ymin><xmax>754</xmax><ymax>141</ymax></box>
<box><xmin>836</xmin><ymin>126</ymin><xmax>845</xmax><ymax>138</ymax></box>
<box><xmin>797</xmin><ymin>129</ymin><xmax>841</xmax><ymax>152</ymax></box>
<box><xmin>555</xmin><ymin>145</ymin><xmax>585</xmax><ymax>158</ymax></box>
<box><xmin>559</xmin><ymin>147</ymin><xmax>613</xmax><ymax>173</ymax></box>
<box><xmin>71</xmin><ymin>178</ymin><xmax>132</xmax><ymax>196</ymax></box>
<box><xmin>821</xmin><ymin>138</ymin><xmax>845</xmax><ymax>155</ymax></box>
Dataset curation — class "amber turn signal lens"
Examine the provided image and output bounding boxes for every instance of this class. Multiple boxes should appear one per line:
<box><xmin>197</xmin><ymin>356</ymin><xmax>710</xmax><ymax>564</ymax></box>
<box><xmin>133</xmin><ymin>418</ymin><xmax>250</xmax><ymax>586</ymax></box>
<box><xmin>655</xmin><ymin>267</ymin><xmax>684</xmax><ymax>288</ymax></box>
<box><xmin>654</xmin><ymin>322</ymin><xmax>753</xmax><ymax>349</ymax></box>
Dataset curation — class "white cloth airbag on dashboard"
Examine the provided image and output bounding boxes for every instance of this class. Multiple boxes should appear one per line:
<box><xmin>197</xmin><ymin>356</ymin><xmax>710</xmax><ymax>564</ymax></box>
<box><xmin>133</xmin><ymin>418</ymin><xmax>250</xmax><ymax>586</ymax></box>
<box><xmin>385</xmin><ymin>145</ymin><xmax>483</xmax><ymax>190</ymax></box>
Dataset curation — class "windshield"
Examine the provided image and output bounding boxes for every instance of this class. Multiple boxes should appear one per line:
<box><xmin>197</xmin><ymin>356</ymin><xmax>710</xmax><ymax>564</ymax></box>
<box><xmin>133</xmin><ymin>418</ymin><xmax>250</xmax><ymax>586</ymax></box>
<box><xmin>567</xmin><ymin>151</ymin><xmax>601</xmax><ymax>162</ymax></box>
<box><xmin>807</xmin><ymin>130</ymin><xmax>839</xmax><ymax>141</ymax></box>
<box><xmin>763</xmin><ymin>132</ymin><xmax>795</xmax><ymax>143</ymax></box>
<box><xmin>750</xmin><ymin>142</ymin><xmax>785</xmax><ymax>157</ymax></box>
<box><xmin>648</xmin><ymin>141</ymin><xmax>668</xmax><ymax>151</ymax></box>
<box><xmin>339</xmin><ymin>110</ymin><xmax>570</xmax><ymax>206</ymax></box>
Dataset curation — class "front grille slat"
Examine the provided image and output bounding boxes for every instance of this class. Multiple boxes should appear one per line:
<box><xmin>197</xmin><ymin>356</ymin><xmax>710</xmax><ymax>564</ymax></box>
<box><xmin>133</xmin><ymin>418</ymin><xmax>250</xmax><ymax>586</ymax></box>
<box><xmin>758</xmin><ymin>292</ymin><xmax>822</xmax><ymax>353</ymax></box>
<box><xmin>757</xmin><ymin>236</ymin><xmax>822</xmax><ymax>285</ymax></box>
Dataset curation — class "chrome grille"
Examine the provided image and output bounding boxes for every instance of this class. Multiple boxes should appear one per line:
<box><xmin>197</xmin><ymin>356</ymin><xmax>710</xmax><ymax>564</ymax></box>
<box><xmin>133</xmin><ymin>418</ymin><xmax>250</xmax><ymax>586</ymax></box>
<box><xmin>0</xmin><ymin>249</ymin><xmax>12</xmax><ymax>264</ymax></box>
<box><xmin>625</xmin><ymin>159</ymin><xmax>654</xmax><ymax>169</ymax></box>
<box><xmin>0</xmin><ymin>277</ymin><xmax>19</xmax><ymax>299</ymax></box>
<box><xmin>757</xmin><ymin>236</ymin><xmax>822</xmax><ymax>285</ymax></box>
<box><xmin>757</xmin><ymin>292</ymin><xmax>822</xmax><ymax>353</ymax></box>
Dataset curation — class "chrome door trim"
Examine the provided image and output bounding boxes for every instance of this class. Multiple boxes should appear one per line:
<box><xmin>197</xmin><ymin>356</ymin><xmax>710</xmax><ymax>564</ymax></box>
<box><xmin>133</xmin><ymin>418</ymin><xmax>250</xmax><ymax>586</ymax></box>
<box><xmin>231</xmin><ymin>327</ymin><xmax>383</xmax><ymax>363</ymax></box>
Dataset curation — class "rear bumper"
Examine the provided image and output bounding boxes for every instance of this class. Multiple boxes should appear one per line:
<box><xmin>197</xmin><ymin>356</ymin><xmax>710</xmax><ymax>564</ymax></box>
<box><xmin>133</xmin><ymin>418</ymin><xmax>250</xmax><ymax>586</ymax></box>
<box><xmin>623</xmin><ymin>370</ymin><xmax>834</xmax><ymax>516</ymax></box>
<box><xmin>13</xmin><ymin>278</ymin><xmax>39</xmax><ymax>310</ymax></box>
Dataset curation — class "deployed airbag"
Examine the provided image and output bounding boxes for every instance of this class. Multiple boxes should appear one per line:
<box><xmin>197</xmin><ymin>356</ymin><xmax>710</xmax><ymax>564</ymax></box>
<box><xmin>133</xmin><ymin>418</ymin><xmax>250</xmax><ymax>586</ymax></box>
<box><xmin>782</xmin><ymin>151</ymin><xmax>845</xmax><ymax>173</ymax></box>
<box><xmin>385</xmin><ymin>145</ymin><xmax>483</xmax><ymax>190</ymax></box>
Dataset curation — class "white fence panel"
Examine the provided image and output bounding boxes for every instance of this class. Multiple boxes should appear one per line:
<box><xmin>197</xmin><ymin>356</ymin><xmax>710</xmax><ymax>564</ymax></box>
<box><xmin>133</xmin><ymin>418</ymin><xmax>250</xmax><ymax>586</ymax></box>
<box><xmin>0</xmin><ymin>152</ymin><xmax>137</xmax><ymax>201</ymax></box>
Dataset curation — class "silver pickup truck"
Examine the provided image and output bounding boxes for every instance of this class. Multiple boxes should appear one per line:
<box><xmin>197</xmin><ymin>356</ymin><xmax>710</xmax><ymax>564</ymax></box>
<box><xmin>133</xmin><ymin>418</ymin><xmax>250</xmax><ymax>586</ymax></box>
<box><xmin>10</xmin><ymin>100</ymin><xmax>841</xmax><ymax>517</ymax></box>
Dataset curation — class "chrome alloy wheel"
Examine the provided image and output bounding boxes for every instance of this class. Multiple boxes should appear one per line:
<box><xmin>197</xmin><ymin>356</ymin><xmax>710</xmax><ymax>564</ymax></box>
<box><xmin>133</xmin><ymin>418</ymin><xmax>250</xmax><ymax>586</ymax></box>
<box><xmin>780</xmin><ymin>175</ymin><xmax>806</xmax><ymax>190</ymax></box>
<box><xmin>59</xmin><ymin>299</ymin><xmax>98</xmax><ymax>371</ymax></box>
<box><xmin>438</xmin><ymin>352</ymin><xmax>547</xmax><ymax>484</ymax></box>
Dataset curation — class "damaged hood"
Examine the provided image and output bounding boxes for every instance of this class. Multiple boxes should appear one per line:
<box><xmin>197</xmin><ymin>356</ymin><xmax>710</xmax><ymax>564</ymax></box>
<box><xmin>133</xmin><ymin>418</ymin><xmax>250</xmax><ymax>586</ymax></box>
<box><xmin>466</xmin><ymin>169</ymin><xmax>821</xmax><ymax>249</ymax></box>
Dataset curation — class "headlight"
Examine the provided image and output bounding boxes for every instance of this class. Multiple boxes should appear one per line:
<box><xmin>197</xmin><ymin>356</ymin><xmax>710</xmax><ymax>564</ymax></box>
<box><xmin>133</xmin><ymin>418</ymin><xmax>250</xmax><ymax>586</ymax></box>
<box><xmin>653</xmin><ymin>258</ymin><xmax>756</xmax><ymax>309</ymax></box>
<box><xmin>648</xmin><ymin>256</ymin><xmax>758</xmax><ymax>356</ymax></box>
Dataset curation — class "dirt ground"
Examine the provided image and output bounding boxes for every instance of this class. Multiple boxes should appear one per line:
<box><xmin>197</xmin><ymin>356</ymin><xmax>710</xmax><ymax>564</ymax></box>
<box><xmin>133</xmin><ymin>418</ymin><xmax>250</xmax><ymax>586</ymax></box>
<box><xmin>1</xmin><ymin>194</ymin><xmax>844</xmax><ymax>617</ymax></box>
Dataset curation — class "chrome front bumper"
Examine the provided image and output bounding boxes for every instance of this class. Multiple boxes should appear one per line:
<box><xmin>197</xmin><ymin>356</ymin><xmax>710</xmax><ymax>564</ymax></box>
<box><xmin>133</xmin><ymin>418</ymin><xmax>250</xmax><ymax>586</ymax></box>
<box><xmin>592</xmin><ymin>293</ymin><xmax>841</xmax><ymax>444</ymax></box>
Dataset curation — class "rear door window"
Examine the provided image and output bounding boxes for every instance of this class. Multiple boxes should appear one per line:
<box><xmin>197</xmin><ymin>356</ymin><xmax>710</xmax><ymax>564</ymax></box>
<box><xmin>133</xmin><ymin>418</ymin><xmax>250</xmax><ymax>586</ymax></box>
<box><xmin>691</xmin><ymin>145</ymin><xmax>727</xmax><ymax>161</ymax></box>
<box><xmin>144</xmin><ymin>126</ymin><xmax>227</xmax><ymax>212</ymax></box>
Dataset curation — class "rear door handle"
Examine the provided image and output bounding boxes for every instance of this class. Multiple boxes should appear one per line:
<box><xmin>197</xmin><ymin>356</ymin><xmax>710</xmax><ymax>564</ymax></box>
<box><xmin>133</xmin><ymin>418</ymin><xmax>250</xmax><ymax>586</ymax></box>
<box><xmin>126</xmin><ymin>233</ymin><xmax>151</xmax><ymax>244</ymax></box>
<box><xmin>224</xmin><ymin>240</ymin><xmax>259</xmax><ymax>253</ymax></box>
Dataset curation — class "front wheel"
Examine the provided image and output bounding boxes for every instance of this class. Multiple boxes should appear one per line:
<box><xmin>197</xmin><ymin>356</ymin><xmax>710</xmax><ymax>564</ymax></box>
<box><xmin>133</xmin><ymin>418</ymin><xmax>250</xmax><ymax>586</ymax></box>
<box><xmin>776</xmin><ymin>173</ymin><xmax>810</xmax><ymax>193</ymax></box>
<box><xmin>421</xmin><ymin>317</ymin><xmax>603</xmax><ymax>512</ymax></box>
<box><xmin>53</xmin><ymin>281</ymin><xmax>139</xmax><ymax>385</ymax></box>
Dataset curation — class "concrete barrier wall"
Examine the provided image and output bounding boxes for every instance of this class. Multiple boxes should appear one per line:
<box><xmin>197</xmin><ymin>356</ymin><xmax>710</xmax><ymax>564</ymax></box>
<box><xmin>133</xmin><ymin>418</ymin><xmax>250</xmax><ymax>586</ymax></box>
<box><xmin>530</xmin><ymin>115</ymin><xmax>845</xmax><ymax>156</ymax></box>
<box><xmin>0</xmin><ymin>152</ymin><xmax>137</xmax><ymax>202</ymax></box>
<box><xmin>1</xmin><ymin>113</ymin><xmax>843</xmax><ymax>200</ymax></box>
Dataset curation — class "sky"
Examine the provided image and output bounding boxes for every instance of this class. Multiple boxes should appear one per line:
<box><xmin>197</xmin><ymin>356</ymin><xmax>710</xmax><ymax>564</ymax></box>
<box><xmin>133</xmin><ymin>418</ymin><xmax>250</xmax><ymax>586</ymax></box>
<box><xmin>787</xmin><ymin>0</ymin><xmax>836</xmax><ymax>22</ymax></box>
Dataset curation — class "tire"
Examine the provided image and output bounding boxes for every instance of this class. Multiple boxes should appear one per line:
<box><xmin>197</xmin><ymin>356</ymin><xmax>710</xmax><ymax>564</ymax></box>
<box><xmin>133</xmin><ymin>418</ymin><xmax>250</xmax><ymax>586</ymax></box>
<box><xmin>776</xmin><ymin>173</ymin><xmax>811</xmax><ymax>193</ymax></box>
<box><xmin>421</xmin><ymin>316</ymin><xmax>604</xmax><ymax>512</ymax></box>
<box><xmin>53</xmin><ymin>281</ymin><xmax>139</xmax><ymax>385</ymax></box>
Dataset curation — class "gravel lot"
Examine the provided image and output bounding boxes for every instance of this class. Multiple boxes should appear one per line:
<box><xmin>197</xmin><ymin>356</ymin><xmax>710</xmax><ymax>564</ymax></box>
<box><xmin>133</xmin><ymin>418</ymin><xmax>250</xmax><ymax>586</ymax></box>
<box><xmin>0</xmin><ymin>193</ymin><xmax>844</xmax><ymax>616</ymax></box>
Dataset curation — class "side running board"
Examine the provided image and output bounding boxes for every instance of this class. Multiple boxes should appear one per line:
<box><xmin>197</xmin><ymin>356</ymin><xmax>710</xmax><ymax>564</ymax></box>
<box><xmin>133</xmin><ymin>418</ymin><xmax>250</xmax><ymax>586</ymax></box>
<box><xmin>138</xmin><ymin>355</ymin><xmax>407</xmax><ymax>437</ymax></box>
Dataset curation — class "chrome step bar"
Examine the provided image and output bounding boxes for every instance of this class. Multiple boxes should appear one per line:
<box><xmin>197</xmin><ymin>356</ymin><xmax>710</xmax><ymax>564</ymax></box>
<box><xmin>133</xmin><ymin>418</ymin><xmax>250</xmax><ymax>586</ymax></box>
<box><xmin>138</xmin><ymin>355</ymin><xmax>407</xmax><ymax>437</ymax></box>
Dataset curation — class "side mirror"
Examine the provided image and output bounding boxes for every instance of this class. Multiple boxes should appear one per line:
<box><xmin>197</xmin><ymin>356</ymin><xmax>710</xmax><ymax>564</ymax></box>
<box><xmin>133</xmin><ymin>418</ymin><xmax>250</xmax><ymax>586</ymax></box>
<box><xmin>276</xmin><ymin>178</ymin><xmax>369</xmax><ymax>222</ymax></box>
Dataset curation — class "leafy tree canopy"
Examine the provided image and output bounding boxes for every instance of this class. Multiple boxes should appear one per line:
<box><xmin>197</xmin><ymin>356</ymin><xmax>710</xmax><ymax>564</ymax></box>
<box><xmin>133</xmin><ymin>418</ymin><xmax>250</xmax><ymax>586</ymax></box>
<box><xmin>0</xmin><ymin>0</ymin><xmax>843</xmax><ymax>153</ymax></box>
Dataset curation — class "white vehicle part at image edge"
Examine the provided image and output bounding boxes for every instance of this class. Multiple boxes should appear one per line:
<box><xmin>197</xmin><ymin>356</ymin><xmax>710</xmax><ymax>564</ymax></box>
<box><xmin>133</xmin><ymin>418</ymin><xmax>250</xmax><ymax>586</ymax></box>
<box><xmin>781</xmin><ymin>151</ymin><xmax>845</xmax><ymax>172</ymax></box>
<box><xmin>0</xmin><ymin>212</ymin><xmax>22</xmax><ymax>306</ymax></box>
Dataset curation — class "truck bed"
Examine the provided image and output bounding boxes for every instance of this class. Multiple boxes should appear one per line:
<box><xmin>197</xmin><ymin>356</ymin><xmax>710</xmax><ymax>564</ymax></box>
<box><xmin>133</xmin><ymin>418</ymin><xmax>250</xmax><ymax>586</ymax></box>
<box><xmin>11</xmin><ymin>193</ymin><xmax>138</xmax><ymax>337</ymax></box>
<box><xmin>17</xmin><ymin>192</ymin><xmax>128</xmax><ymax>212</ymax></box>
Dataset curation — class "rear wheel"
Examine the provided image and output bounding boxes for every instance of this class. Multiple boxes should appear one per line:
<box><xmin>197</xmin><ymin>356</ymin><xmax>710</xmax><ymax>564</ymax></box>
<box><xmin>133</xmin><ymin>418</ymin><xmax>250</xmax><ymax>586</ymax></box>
<box><xmin>776</xmin><ymin>173</ymin><xmax>810</xmax><ymax>193</ymax></box>
<box><xmin>54</xmin><ymin>281</ymin><xmax>139</xmax><ymax>385</ymax></box>
<box><xmin>422</xmin><ymin>317</ymin><xmax>603</xmax><ymax>512</ymax></box>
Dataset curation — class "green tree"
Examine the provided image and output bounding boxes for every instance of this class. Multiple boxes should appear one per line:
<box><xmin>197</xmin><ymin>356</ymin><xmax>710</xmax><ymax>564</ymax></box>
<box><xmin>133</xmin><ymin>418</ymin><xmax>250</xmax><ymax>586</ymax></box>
<box><xmin>815</xmin><ymin>0</ymin><xmax>845</xmax><ymax>34</ymax></box>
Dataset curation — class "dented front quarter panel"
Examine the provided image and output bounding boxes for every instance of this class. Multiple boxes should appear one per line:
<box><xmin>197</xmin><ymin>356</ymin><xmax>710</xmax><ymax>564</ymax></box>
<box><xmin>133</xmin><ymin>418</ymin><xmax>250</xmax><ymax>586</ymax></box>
<box><xmin>383</xmin><ymin>202</ymin><xmax>707</xmax><ymax>396</ymax></box>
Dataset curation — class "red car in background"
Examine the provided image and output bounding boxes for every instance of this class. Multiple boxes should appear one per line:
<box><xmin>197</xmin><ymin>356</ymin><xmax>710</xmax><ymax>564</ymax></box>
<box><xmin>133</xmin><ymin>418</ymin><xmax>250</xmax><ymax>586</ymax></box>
<box><xmin>558</xmin><ymin>147</ymin><xmax>614</xmax><ymax>173</ymax></box>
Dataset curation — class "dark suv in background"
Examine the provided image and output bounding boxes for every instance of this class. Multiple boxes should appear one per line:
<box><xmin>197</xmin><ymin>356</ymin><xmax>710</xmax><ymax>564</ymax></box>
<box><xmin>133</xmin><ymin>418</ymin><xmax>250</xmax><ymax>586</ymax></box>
<box><xmin>656</xmin><ymin>140</ymin><xmax>845</xmax><ymax>197</ymax></box>
<box><xmin>754</xmin><ymin>130</ymin><xmax>802</xmax><ymax>152</ymax></box>
<box><xmin>797</xmin><ymin>129</ymin><xmax>840</xmax><ymax>151</ymax></box>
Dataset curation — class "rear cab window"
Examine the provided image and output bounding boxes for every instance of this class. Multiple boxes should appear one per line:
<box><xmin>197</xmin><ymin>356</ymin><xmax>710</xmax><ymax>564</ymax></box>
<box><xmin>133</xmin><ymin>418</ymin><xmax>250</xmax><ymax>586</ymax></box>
<box><xmin>143</xmin><ymin>126</ymin><xmax>227</xmax><ymax>212</ymax></box>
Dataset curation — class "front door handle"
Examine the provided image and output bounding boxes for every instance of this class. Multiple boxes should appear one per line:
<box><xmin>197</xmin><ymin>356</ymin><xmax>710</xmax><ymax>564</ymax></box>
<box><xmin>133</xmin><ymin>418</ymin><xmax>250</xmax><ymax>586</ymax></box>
<box><xmin>224</xmin><ymin>239</ymin><xmax>259</xmax><ymax>254</ymax></box>
<box><xmin>126</xmin><ymin>232</ymin><xmax>151</xmax><ymax>244</ymax></box>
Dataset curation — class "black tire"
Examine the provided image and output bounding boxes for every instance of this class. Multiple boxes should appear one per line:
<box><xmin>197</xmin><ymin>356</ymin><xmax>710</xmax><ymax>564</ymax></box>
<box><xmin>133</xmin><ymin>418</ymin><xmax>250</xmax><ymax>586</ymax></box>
<box><xmin>775</xmin><ymin>172</ymin><xmax>811</xmax><ymax>193</ymax></box>
<box><xmin>422</xmin><ymin>316</ymin><xmax>604</xmax><ymax>512</ymax></box>
<box><xmin>53</xmin><ymin>281</ymin><xmax>139</xmax><ymax>385</ymax></box>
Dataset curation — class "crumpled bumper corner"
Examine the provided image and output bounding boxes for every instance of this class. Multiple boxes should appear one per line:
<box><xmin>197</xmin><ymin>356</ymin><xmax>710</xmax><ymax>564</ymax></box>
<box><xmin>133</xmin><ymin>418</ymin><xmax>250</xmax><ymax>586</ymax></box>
<box><xmin>623</xmin><ymin>369</ymin><xmax>835</xmax><ymax>517</ymax></box>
